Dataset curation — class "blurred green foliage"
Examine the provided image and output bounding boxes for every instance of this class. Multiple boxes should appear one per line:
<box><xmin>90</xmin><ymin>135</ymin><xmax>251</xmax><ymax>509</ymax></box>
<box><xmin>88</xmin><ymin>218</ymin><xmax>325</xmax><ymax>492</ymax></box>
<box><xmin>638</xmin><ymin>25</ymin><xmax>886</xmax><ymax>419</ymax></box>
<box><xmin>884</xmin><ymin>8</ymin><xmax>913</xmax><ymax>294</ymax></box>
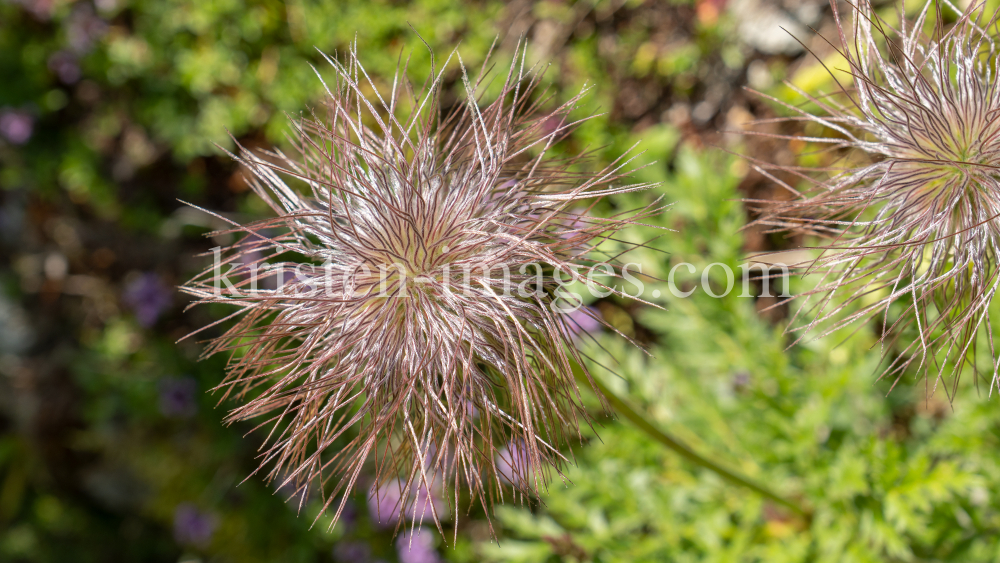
<box><xmin>476</xmin><ymin>145</ymin><xmax>1000</xmax><ymax>563</ymax></box>
<box><xmin>3</xmin><ymin>1</ymin><xmax>1000</xmax><ymax>563</ymax></box>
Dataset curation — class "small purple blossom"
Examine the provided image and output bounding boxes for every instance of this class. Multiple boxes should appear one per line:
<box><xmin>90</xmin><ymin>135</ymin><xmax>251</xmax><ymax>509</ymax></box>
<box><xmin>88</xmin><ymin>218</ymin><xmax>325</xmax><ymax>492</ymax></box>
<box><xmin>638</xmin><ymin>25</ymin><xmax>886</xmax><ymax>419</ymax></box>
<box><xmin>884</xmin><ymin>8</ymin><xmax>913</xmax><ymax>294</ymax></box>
<box><xmin>272</xmin><ymin>472</ymin><xmax>316</xmax><ymax>507</ymax></box>
<box><xmin>0</xmin><ymin>111</ymin><xmax>33</xmax><ymax>145</ymax></box>
<box><xmin>12</xmin><ymin>0</ymin><xmax>55</xmax><ymax>20</ymax></box>
<box><xmin>396</xmin><ymin>528</ymin><xmax>441</xmax><ymax>563</ymax></box>
<box><xmin>173</xmin><ymin>503</ymin><xmax>217</xmax><ymax>547</ymax></box>
<box><xmin>541</xmin><ymin>115</ymin><xmax>564</xmax><ymax>136</ymax></box>
<box><xmin>565</xmin><ymin>305</ymin><xmax>603</xmax><ymax>338</ymax></box>
<box><xmin>333</xmin><ymin>541</ymin><xmax>372</xmax><ymax>563</ymax></box>
<box><xmin>158</xmin><ymin>377</ymin><xmax>198</xmax><ymax>418</ymax></box>
<box><xmin>336</xmin><ymin>498</ymin><xmax>358</xmax><ymax>527</ymax></box>
<box><xmin>48</xmin><ymin>51</ymin><xmax>81</xmax><ymax>84</ymax></box>
<box><xmin>367</xmin><ymin>479</ymin><xmax>446</xmax><ymax>528</ymax></box>
<box><xmin>367</xmin><ymin>480</ymin><xmax>404</xmax><ymax>527</ymax></box>
<box><xmin>66</xmin><ymin>4</ymin><xmax>107</xmax><ymax>54</ymax></box>
<box><xmin>495</xmin><ymin>442</ymin><xmax>528</xmax><ymax>486</ymax></box>
<box><xmin>124</xmin><ymin>273</ymin><xmax>173</xmax><ymax>327</ymax></box>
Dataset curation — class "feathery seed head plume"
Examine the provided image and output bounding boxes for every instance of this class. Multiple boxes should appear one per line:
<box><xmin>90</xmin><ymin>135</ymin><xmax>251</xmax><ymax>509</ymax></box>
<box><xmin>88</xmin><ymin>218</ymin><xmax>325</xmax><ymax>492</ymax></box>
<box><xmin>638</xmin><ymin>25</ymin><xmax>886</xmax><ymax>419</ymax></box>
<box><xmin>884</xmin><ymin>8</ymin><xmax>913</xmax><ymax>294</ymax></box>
<box><xmin>749</xmin><ymin>0</ymin><xmax>1000</xmax><ymax>395</ymax></box>
<box><xmin>181</xmin><ymin>42</ymin><xmax>660</xmax><ymax>535</ymax></box>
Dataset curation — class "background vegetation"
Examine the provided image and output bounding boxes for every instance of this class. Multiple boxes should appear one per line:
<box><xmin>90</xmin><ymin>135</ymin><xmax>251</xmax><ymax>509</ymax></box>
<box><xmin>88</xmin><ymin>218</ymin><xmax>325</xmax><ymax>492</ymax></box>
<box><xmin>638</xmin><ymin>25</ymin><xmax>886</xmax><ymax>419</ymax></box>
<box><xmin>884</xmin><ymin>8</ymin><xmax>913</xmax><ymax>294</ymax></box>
<box><xmin>3</xmin><ymin>0</ymin><xmax>1000</xmax><ymax>561</ymax></box>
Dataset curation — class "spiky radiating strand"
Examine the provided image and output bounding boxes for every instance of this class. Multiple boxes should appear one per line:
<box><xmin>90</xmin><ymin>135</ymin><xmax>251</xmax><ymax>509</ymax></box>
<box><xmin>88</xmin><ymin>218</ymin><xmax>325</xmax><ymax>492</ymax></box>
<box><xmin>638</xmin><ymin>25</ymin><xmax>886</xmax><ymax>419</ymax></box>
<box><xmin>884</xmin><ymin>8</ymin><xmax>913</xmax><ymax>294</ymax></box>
<box><xmin>749</xmin><ymin>0</ymin><xmax>1000</xmax><ymax>397</ymax></box>
<box><xmin>182</xmin><ymin>42</ymin><xmax>662</xmax><ymax>537</ymax></box>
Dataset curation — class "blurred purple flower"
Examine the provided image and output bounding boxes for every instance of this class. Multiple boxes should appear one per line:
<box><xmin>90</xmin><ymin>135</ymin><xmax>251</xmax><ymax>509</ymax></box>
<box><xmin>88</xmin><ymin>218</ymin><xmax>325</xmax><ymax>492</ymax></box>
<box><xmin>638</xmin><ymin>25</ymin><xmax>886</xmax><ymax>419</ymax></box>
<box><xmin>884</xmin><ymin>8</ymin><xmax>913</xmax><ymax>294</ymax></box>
<box><xmin>124</xmin><ymin>273</ymin><xmax>173</xmax><ymax>327</ymax></box>
<box><xmin>0</xmin><ymin>111</ymin><xmax>33</xmax><ymax>145</ymax></box>
<box><xmin>12</xmin><ymin>0</ymin><xmax>55</xmax><ymax>20</ymax></box>
<box><xmin>367</xmin><ymin>480</ymin><xmax>403</xmax><ymax>527</ymax></box>
<box><xmin>559</xmin><ymin>214</ymin><xmax>597</xmax><ymax>241</ymax></box>
<box><xmin>158</xmin><ymin>377</ymin><xmax>197</xmax><ymax>418</ymax></box>
<box><xmin>173</xmin><ymin>503</ymin><xmax>217</xmax><ymax>547</ymax></box>
<box><xmin>565</xmin><ymin>306</ymin><xmax>602</xmax><ymax>338</ymax></box>
<box><xmin>272</xmin><ymin>471</ymin><xmax>316</xmax><ymax>507</ymax></box>
<box><xmin>541</xmin><ymin>115</ymin><xmax>564</xmax><ymax>136</ymax></box>
<box><xmin>396</xmin><ymin>528</ymin><xmax>441</xmax><ymax>563</ymax></box>
<box><xmin>333</xmin><ymin>541</ymin><xmax>371</xmax><ymax>563</ymax></box>
<box><xmin>337</xmin><ymin>497</ymin><xmax>358</xmax><ymax>527</ymax></box>
<box><xmin>66</xmin><ymin>5</ymin><xmax>107</xmax><ymax>54</ymax></box>
<box><xmin>367</xmin><ymin>479</ymin><xmax>446</xmax><ymax>529</ymax></box>
<box><xmin>495</xmin><ymin>442</ymin><xmax>527</xmax><ymax>485</ymax></box>
<box><xmin>48</xmin><ymin>51</ymin><xmax>81</xmax><ymax>84</ymax></box>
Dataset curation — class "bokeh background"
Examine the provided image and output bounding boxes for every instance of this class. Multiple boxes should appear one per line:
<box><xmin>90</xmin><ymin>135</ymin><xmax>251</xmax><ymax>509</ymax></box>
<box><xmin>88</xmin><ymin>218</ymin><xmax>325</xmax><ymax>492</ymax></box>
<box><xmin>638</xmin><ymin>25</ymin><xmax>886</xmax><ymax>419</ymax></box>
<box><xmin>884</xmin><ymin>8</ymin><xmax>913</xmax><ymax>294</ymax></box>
<box><xmin>4</xmin><ymin>0</ymin><xmax>1000</xmax><ymax>561</ymax></box>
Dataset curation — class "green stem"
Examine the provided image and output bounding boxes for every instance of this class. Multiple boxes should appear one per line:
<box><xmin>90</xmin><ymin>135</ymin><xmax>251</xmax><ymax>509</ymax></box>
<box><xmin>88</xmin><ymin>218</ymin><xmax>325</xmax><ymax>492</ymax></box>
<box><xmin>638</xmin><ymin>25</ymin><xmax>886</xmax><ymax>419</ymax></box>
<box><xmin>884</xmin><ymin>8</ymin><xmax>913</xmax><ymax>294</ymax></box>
<box><xmin>581</xmin><ymin>372</ymin><xmax>811</xmax><ymax>519</ymax></box>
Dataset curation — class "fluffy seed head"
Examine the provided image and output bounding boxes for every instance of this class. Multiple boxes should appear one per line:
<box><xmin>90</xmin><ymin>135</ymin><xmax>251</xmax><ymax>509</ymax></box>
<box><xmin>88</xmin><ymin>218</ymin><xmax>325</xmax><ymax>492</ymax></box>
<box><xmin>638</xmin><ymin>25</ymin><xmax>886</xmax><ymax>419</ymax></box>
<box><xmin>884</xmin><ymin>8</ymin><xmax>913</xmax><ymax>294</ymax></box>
<box><xmin>750</xmin><ymin>1</ymin><xmax>1000</xmax><ymax>394</ymax></box>
<box><xmin>181</xmin><ymin>44</ymin><xmax>659</xmax><ymax>534</ymax></box>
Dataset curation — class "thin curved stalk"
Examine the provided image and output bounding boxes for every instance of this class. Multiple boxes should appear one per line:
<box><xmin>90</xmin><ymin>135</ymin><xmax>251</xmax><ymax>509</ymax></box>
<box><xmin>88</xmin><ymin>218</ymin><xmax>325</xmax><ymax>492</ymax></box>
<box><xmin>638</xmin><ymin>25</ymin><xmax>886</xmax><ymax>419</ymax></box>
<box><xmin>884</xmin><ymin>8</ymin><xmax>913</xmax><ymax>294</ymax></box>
<box><xmin>580</xmin><ymin>371</ymin><xmax>812</xmax><ymax>520</ymax></box>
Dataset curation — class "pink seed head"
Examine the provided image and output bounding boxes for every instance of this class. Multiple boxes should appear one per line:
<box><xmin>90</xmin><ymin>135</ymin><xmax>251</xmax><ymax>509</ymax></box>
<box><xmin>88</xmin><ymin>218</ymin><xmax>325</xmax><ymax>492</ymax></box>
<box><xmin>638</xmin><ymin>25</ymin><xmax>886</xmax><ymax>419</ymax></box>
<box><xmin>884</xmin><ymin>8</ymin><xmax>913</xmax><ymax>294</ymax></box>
<box><xmin>749</xmin><ymin>1</ymin><xmax>1000</xmax><ymax>391</ymax></box>
<box><xmin>182</xmin><ymin>42</ymin><xmax>662</xmax><ymax>534</ymax></box>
